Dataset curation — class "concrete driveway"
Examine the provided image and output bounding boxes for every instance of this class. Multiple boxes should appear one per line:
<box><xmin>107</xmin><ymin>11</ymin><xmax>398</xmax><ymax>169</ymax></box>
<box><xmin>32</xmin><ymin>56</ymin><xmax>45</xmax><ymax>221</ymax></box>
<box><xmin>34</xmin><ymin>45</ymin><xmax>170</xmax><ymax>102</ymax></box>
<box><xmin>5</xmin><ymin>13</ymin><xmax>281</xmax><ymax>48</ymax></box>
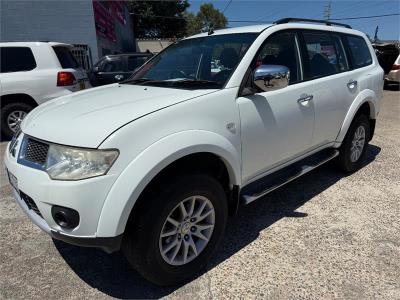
<box><xmin>1</xmin><ymin>90</ymin><xmax>399</xmax><ymax>299</ymax></box>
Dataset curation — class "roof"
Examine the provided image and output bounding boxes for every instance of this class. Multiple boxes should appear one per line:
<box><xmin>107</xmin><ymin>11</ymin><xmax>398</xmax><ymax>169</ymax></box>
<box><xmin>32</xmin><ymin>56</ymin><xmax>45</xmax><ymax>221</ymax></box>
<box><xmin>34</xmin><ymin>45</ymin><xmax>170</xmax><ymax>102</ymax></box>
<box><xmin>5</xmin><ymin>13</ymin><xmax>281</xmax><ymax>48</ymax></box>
<box><xmin>0</xmin><ymin>41</ymin><xmax>72</xmax><ymax>47</ymax></box>
<box><xmin>103</xmin><ymin>53</ymin><xmax>153</xmax><ymax>58</ymax></box>
<box><xmin>188</xmin><ymin>24</ymin><xmax>272</xmax><ymax>39</ymax></box>
<box><xmin>186</xmin><ymin>21</ymin><xmax>362</xmax><ymax>40</ymax></box>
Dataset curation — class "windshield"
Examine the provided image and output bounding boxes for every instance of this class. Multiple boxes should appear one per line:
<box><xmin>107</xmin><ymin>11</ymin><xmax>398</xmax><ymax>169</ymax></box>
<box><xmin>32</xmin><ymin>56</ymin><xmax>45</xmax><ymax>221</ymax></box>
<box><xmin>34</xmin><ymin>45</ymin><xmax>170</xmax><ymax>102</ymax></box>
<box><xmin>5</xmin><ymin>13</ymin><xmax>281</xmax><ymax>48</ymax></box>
<box><xmin>126</xmin><ymin>33</ymin><xmax>257</xmax><ymax>89</ymax></box>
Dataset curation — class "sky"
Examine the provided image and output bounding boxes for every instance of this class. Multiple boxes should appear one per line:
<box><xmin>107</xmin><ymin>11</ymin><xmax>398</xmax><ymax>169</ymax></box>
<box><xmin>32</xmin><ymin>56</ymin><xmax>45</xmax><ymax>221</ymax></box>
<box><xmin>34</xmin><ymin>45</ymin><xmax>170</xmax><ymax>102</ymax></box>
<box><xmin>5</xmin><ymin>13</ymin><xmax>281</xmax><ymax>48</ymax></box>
<box><xmin>188</xmin><ymin>0</ymin><xmax>400</xmax><ymax>40</ymax></box>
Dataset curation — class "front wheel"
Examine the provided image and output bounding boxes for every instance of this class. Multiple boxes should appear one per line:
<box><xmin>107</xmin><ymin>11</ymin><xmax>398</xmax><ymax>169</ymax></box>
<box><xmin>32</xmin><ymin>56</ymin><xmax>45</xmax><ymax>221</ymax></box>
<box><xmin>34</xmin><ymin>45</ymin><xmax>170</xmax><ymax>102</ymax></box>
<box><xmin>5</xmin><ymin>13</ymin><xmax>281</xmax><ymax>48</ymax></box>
<box><xmin>337</xmin><ymin>114</ymin><xmax>370</xmax><ymax>173</ymax></box>
<box><xmin>1</xmin><ymin>102</ymin><xmax>33</xmax><ymax>139</ymax></box>
<box><xmin>122</xmin><ymin>174</ymin><xmax>228</xmax><ymax>286</ymax></box>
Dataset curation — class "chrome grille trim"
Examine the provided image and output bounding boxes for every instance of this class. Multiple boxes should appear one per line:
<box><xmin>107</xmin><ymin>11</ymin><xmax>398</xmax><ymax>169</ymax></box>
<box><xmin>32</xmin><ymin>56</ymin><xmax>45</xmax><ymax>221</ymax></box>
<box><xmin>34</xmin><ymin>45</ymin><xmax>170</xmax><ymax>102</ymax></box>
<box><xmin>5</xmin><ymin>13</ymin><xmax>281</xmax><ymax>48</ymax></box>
<box><xmin>25</xmin><ymin>139</ymin><xmax>49</xmax><ymax>164</ymax></box>
<box><xmin>17</xmin><ymin>135</ymin><xmax>49</xmax><ymax>171</ymax></box>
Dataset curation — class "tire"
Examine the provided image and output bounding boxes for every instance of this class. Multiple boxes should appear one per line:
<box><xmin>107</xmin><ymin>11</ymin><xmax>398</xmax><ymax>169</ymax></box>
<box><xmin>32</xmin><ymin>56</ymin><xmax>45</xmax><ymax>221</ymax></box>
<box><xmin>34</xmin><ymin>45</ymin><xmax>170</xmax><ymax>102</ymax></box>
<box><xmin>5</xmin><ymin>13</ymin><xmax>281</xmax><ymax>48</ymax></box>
<box><xmin>1</xmin><ymin>102</ymin><xmax>33</xmax><ymax>139</ymax></box>
<box><xmin>122</xmin><ymin>174</ymin><xmax>228</xmax><ymax>286</ymax></box>
<box><xmin>337</xmin><ymin>114</ymin><xmax>370</xmax><ymax>173</ymax></box>
<box><xmin>383</xmin><ymin>79</ymin><xmax>389</xmax><ymax>90</ymax></box>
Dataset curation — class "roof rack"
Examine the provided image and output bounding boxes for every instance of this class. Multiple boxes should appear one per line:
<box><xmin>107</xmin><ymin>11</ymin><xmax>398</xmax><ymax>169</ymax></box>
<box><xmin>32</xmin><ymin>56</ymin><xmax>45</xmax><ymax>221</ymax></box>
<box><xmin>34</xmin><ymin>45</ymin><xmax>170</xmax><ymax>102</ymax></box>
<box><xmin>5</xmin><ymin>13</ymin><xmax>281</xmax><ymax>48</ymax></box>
<box><xmin>274</xmin><ymin>18</ymin><xmax>352</xmax><ymax>29</ymax></box>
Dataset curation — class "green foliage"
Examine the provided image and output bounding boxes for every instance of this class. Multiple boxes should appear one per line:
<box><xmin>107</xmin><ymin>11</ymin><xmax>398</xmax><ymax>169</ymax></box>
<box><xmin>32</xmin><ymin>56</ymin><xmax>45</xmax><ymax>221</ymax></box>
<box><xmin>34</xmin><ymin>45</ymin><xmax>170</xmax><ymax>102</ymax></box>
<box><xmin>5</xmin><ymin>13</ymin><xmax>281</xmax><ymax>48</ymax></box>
<box><xmin>128</xmin><ymin>1</ymin><xmax>228</xmax><ymax>38</ymax></box>
<box><xmin>185</xmin><ymin>3</ymin><xmax>228</xmax><ymax>36</ymax></box>
<box><xmin>128</xmin><ymin>0</ymin><xmax>190</xmax><ymax>38</ymax></box>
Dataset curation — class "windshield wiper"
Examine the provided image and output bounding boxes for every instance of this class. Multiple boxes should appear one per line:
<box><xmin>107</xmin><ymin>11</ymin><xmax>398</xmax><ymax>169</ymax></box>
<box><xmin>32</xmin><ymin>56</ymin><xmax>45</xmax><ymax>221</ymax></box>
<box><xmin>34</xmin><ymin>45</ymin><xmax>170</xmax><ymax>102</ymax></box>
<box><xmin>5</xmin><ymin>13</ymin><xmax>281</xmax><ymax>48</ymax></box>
<box><xmin>123</xmin><ymin>78</ymin><xmax>221</xmax><ymax>88</ymax></box>
<box><xmin>122</xmin><ymin>78</ymin><xmax>154</xmax><ymax>84</ymax></box>
<box><xmin>171</xmin><ymin>79</ymin><xmax>221</xmax><ymax>87</ymax></box>
<box><xmin>123</xmin><ymin>78</ymin><xmax>176</xmax><ymax>87</ymax></box>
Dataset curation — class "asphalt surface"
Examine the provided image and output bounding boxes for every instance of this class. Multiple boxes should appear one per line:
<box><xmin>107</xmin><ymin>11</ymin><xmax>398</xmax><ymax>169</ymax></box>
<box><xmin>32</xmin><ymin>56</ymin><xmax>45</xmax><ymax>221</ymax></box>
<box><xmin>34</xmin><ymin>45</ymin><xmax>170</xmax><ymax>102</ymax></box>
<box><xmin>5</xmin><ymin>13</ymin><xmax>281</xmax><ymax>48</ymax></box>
<box><xmin>0</xmin><ymin>89</ymin><xmax>399</xmax><ymax>299</ymax></box>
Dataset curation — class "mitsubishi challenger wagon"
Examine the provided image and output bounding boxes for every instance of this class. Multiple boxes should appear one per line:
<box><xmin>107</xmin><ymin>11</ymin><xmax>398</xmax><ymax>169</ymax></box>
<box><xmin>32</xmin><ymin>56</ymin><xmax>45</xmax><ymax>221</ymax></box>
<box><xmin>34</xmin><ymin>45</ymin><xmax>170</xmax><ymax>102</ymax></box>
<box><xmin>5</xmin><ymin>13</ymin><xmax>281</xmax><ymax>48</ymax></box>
<box><xmin>4</xmin><ymin>19</ymin><xmax>384</xmax><ymax>285</ymax></box>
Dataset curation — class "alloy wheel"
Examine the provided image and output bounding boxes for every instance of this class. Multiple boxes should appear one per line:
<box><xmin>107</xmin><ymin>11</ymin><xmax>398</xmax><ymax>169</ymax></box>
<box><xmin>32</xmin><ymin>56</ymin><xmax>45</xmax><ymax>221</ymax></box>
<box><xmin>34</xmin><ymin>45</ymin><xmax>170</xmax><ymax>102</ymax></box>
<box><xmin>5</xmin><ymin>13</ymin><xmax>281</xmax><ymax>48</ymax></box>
<box><xmin>350</xmin><ymin>125</ymin><xmax>366</xmax><ymax>162</ymax></box>
<box><xmin>7</xmin><ymin>110</ymin><xmax>27</xmax><ymax>132</ymax></box>
<box><xmin>159</xmin><ymin>195</ymin><xmax>215</xmax><ymax>266</ymax></box>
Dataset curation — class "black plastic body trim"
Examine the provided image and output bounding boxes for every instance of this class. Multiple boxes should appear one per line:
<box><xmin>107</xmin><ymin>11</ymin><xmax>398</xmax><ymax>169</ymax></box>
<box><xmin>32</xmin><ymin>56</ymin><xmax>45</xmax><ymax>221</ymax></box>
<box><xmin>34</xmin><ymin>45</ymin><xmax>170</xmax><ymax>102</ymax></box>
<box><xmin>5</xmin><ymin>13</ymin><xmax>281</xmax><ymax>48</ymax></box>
<box><xmin>369</xmin><ymin>119</ymin><xmax>376</xmax><ymax>141</ymax></box>
<box><xmin>51</xmin><ymin>231</ymin><xmax>123</xmax><ymax>253</ymax></box>
<box><xmin>228</xmin><ymin>185</ymin><xmax>240</xmax><ymax>216</ymax></box>
<box><xmin>240</xmin><ymin>148</ymin><xmax>339</xmax><ymax>204</ymax></box>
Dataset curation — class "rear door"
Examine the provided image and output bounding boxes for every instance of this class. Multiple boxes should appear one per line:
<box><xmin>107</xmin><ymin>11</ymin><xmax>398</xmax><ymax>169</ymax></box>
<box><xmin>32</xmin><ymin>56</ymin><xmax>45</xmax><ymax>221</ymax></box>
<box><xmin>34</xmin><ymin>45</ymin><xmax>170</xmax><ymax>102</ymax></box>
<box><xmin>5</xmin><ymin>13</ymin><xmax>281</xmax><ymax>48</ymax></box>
<box><xmin>96</xmin><ymin>57</ymin><xmax>125</xmax><ymax>85</ymax></box>
<box><xmin>299</xmin><ymin>30</ymin><xmax>355</xmax><ymax>146</ymax></box>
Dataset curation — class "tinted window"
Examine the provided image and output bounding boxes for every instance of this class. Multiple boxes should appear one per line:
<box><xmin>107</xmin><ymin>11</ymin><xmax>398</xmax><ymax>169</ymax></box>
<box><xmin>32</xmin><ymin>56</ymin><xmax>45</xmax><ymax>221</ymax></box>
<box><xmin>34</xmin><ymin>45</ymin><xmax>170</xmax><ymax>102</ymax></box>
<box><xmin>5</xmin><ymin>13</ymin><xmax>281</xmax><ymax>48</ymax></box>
<box><xmin>332</xmin><ymin>34</ymin><xmax>349</xmax><ymax>72</ymax></box>
<box><xmin>255</xmin><ymin>31</ymin><xmax>302</xmax><ymax>84</ymax></box>
<box><xmin>303</xmin><ymin>32</ymin><xmax>339</xmax><ymax>78</ymax></box>
<box><xmin>0</xmin><ymin>47</ymin><xmax>36</xmax><ymax>73</ymax></box>
<box><xmin>346</xmin><ymin>35</ymin><xmax>372</xmax><ymax>68</ymax></box>
<box><xmin>102</xmin><ymin>59</ymin><xmax>123</xmax><ymax>72</ymax></box>
<box><xmin>53</xmin><ymin>46</ymin><xmax>79</xmax><ymax>69</ymax></box>
<box><xmin>127</xmin><ymin>56</ymin><xmax>148</xmax><ymax>71</ymax></box>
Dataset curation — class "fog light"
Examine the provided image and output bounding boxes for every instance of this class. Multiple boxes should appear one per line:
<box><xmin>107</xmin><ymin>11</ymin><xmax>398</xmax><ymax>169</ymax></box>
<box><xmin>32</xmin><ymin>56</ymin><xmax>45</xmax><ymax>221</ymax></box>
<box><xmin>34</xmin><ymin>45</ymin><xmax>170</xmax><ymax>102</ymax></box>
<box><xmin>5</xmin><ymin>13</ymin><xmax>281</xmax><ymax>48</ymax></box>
<box><xmin>51</xmin><ymin>205</ymin><xmax>79</xmax><ymax>229</ymax></box>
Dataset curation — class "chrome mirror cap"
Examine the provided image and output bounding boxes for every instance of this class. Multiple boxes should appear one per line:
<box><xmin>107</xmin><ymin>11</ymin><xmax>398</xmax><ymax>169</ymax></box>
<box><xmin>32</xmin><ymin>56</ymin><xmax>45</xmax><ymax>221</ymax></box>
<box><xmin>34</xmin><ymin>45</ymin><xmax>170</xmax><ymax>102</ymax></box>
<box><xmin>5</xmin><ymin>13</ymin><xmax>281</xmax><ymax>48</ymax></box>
<box><xmin>253</xmin><ymin>64</ymin><xmax>290</xmax><ymax>92</ymax></box>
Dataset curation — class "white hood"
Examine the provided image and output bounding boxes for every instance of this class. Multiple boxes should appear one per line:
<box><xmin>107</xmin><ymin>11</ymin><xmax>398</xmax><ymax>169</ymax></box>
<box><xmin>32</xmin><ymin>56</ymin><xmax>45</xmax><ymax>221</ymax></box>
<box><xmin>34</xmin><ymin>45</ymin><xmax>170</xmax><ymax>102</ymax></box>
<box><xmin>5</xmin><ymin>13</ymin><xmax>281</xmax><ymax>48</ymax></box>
<box><xmin>22</xmin><ymin>84</ymin><xmax>217</xmax><ymax>147</ymax></box>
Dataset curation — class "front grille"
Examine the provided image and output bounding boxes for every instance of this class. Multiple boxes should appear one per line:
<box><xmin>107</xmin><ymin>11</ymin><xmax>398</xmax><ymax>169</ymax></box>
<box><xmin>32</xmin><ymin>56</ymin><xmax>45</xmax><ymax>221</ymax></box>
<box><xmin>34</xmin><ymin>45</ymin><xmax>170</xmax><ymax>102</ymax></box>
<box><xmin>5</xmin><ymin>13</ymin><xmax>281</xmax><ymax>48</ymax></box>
<box><xmin>24</xmin><ymin>138</ymin><xmax>49</xmax><ymax>165</ymax></box>
<box><xmin>20</xmin><ymin>191</ymin><xmax>43</xmax><ymax>218</ymax></box>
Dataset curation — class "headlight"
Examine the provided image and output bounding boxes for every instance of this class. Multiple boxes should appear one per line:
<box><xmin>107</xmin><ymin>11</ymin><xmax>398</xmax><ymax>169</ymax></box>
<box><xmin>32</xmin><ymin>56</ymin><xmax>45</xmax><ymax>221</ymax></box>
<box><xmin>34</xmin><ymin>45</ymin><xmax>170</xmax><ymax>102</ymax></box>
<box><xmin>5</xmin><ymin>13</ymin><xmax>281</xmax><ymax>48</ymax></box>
<box><xmin>45</xmin><ymin>144</ymin><xmax>119</xmax><ymax>180</ymax></box>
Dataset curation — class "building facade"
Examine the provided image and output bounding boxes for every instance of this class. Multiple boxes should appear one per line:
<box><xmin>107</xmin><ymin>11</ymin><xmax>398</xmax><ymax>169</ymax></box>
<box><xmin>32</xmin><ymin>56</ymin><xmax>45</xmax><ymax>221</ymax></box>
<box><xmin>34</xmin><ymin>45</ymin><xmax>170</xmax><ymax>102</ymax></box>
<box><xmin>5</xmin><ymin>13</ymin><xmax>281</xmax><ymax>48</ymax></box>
<box><xmin>0</xmin><ymin>0</ymin><xmax>135</xmax><ymax>68</ymax></box>
<box><xmin>136</xmin><ymin>38</ymin><xmax>175</xmax><ymax>54</ymax></box>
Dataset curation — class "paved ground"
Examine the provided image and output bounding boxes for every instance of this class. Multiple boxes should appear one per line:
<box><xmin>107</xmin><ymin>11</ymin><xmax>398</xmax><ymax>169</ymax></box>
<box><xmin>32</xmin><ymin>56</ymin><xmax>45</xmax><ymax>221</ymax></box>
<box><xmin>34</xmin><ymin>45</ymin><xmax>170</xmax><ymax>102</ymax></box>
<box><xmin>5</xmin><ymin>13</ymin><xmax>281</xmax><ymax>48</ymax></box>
<box><xmin>1</xmin><ymin>90</ymin><xmax>399</xmax><ymax>299</ymax></box>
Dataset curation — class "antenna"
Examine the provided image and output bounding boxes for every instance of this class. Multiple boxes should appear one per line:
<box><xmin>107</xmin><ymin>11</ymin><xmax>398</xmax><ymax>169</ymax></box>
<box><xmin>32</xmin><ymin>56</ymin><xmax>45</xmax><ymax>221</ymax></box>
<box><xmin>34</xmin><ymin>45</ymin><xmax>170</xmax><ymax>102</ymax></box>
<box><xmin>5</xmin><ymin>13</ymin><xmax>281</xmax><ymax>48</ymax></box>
<box><xmin>324</xmin><ymin>1</ymin><xmax>332</xmax><ymax>20</ymax></box>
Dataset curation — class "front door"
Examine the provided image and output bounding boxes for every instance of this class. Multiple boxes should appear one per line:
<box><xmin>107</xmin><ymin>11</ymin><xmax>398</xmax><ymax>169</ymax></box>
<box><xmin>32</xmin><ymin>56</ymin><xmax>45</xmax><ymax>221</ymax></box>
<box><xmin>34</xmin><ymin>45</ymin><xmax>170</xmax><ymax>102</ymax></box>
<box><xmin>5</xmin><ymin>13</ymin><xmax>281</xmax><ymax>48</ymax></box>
<box><xmin>97</xmin><ymin>57</ymin><xmax>125</xmax><ymax>85</ymax></box>
<box><xmin>237</xmin><ymin>31</ymin><xmax>315</xmax><ymax>183</ymax></box>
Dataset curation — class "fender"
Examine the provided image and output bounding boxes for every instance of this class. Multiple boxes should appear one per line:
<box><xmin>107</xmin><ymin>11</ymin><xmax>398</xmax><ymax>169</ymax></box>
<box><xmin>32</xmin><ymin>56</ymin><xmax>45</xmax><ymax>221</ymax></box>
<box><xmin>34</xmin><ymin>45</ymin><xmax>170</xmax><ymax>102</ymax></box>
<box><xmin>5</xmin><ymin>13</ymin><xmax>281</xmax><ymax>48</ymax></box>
<box><xmin>335</xmin><ymin>89</ymin><xmax>379</xmax><ymax>144</ymax></box>
<box><xmin>96</xmin><ymin>130</ymin><xmax>241</xmax><ymax>237</ymax></box>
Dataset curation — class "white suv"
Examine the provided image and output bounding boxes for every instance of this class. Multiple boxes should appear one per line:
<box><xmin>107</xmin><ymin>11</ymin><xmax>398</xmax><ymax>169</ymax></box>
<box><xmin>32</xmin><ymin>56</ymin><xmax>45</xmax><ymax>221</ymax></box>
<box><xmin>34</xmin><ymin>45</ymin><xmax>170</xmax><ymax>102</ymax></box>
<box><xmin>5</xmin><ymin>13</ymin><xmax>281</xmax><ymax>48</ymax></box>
<box><xmin>0</xmin><ymin>42</ymin><xmax>90</xmax><ymax>139</ymax></box>
<box><xmin>4</xmin><ymin>19</ymin><xmax>383</xmax><ymax>285</ymax></box>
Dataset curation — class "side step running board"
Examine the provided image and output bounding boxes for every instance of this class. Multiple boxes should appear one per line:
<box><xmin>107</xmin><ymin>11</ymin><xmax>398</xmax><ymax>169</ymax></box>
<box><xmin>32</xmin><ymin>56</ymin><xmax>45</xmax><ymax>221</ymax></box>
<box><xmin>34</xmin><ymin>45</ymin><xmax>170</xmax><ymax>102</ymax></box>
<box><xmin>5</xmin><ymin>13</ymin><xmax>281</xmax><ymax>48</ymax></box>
<box><xmin>241</xmin><ymin>149</ymin><xmax>339</xmax><ymax>205</ymax></box>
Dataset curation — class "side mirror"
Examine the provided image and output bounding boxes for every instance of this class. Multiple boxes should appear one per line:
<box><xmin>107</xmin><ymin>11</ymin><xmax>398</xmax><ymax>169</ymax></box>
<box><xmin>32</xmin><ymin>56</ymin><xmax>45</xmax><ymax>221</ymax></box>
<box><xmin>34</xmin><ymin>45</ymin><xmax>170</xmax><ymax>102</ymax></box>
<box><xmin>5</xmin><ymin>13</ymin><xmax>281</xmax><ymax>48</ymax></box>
<box><xmin>93</xmin><ymin>66</ymin><xmax>100</xmax><ymax>73</ymax></box>
<box><xmin>253</xmin><ymin>65</ymin><xmax>290</xmax><ymax>92</ymax></box>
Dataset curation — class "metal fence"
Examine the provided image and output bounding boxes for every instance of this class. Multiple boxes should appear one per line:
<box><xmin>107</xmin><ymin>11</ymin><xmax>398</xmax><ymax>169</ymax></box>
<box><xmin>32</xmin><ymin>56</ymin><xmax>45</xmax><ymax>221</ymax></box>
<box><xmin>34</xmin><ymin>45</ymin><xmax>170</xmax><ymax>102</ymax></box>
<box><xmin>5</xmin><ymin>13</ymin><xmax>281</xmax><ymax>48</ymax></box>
<box><xmin>71</xmin><ymin>44</ymin><xmax>93</xmax><ymax>71</ymax></box>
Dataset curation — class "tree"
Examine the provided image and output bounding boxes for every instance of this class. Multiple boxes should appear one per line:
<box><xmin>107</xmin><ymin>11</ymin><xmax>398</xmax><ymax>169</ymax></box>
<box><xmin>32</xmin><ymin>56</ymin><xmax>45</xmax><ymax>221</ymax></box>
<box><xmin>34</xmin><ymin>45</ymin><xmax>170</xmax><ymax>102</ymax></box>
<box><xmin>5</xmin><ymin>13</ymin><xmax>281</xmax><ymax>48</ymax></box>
<box><xmin>185</xmin><ymin>3</ymin><xmax>228</xmax><ymax>36</ymax></box>
<box><xmin>128</xmin><ymin>1</ymin><xmax>190</xmax><ymax>38</ymax></box>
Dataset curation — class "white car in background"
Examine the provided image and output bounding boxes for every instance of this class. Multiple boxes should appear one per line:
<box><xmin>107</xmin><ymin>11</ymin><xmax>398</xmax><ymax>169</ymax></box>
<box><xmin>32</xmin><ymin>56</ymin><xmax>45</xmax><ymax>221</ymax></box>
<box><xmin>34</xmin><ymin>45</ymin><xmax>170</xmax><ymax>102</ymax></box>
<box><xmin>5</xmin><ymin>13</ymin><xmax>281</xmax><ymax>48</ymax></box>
<box><xmin>0</xmin><ymin>42</ymin><xmax>90</xmax><ymax>138</ymax></box>
<box><xmin>386</xmin><ymin>54</ymin><xmax>400</xmax><ymax>84</ymax></box>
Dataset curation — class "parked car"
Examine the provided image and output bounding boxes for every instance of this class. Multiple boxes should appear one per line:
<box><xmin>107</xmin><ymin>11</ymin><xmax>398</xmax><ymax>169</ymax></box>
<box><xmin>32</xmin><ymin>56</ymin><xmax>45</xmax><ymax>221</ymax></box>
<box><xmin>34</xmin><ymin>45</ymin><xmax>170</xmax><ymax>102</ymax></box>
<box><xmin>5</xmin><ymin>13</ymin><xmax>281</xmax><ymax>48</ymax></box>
<box><xmin>373</xmin><ymin>43</ymin><xmax>400</xmax><ymax>85</ymax></box>
<box><xmin>4</xmin><ymin>18</ymin><xmax>383</xmax><ymax>286</ymax></box>
<box><xmin>386</xmin><ymin>54</ymin><xmax>400</xmax><ymax>84</ymax></box>
<box><xmin>88</xmin><ymin>52</ymin><xmax>153</xmax><ymax>86</ymax></box>
<box><xmin>0</xmin><ymin>42</ymin><xmax>90</xmax><ymax>139</ymax></box>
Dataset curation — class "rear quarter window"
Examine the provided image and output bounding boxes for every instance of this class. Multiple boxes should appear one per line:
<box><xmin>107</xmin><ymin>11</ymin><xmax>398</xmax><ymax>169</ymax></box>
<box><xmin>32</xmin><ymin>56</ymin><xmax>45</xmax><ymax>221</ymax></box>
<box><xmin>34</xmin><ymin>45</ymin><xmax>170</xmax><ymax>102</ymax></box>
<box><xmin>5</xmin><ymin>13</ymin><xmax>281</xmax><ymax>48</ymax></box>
<box><xmin>346</xmin><ymin>35</ymin><xmax>373</xmax><ymax>69</ymax></box>
<box><xmin>0</xmin><ymin>47</ymin><xmax>37</xmax><ymax>73</ymax></box>
<box><xmin>53</xmin><ymin>46</ymin><xmax>79</xmax><ymax>69</ymax></box>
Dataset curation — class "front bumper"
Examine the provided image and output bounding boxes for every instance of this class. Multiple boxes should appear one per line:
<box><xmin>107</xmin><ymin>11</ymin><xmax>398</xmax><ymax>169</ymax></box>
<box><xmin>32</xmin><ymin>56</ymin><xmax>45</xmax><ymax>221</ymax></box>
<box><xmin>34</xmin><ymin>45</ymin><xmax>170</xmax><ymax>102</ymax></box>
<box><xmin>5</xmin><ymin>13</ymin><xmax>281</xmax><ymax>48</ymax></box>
<box><xmin>4</xmin><ymin>134</ymin><xmax>121</xmax><ymax>252</ymax></box>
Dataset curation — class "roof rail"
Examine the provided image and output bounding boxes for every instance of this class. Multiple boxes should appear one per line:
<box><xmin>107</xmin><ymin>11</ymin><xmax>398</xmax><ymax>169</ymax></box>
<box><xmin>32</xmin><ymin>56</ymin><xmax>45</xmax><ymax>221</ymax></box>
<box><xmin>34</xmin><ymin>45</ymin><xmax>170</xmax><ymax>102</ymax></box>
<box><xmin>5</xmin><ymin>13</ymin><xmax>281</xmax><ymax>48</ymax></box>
<box><xmin>274</xmin><ymin>18</ymin><xmax>352</xmax><ymax>29</ymax></box>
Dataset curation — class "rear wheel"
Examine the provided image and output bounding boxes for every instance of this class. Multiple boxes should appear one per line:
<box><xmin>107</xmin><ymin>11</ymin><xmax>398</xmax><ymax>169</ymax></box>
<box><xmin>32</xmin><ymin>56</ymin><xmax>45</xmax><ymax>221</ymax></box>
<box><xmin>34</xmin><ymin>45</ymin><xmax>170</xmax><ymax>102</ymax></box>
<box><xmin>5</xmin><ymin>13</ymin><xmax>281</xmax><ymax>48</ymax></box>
<box><xmin>1</xmin><ymin>102</ymin><xmax>33</xmax><ymax>139</ymax></box>
<box><xmin>337</xmin><ymin>114</ymin><xmax>370</xmax><ymax>172</ymax></box>
<box><xmin>122</xmin><ymin>174</ymin><xmax>228</xmax><ymax>286</ymax></box>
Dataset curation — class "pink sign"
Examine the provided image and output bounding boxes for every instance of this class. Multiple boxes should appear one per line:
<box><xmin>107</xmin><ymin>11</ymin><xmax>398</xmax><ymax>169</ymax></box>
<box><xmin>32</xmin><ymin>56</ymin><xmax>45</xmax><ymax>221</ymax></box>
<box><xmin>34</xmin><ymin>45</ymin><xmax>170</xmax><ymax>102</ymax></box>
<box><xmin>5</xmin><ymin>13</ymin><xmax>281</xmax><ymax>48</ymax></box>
<box><xmin>112</xmin><ymin>1</ymin><xmax>126</xmax><ymax>25</ymax></box>
<box><xmin>93</xmin><ymin>0</ymin><xmax>117</xmax><ymax>42</ymax></box>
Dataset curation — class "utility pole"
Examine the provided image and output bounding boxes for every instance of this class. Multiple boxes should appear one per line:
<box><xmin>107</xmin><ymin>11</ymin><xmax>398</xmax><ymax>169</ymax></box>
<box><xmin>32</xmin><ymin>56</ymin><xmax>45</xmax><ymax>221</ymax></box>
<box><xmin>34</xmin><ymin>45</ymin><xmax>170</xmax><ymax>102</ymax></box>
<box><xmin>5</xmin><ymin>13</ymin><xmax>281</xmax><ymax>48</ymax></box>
<box><xmin>324</xmin><ymin>1</ymin><xmax>332</xmax><ymax>20</ymax></box>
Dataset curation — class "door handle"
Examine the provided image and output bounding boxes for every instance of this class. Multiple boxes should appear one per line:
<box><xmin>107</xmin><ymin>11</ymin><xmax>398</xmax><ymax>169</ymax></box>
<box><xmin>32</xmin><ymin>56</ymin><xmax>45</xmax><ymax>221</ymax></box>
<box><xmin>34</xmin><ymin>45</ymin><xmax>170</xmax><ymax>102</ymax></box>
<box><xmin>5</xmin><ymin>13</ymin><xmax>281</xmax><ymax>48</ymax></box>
<box><xmin>347</xmin><ymin>80</ymin><xmax>358</xmax><ymax>89</ymax></box>
<box><xmin>297</xmin><ymin>94</ymin><xmax>313</xmax><ymax>103</ymax></box>
<box><xmin>115</xmin><ymin>74</ymin><xmax>124</xmax><ymax>81</ymax></box>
